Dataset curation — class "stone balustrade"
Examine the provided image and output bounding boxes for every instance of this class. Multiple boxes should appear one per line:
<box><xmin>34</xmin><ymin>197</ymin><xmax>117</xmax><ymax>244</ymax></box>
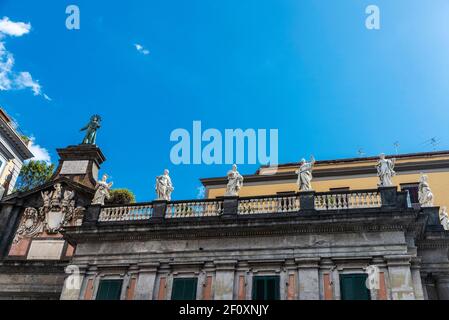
<box><xmin>238</xmin><ymin>195</ymin><xmax>300</xmax><ymax>215</ymax></box>
<box><xmin>88</xmin><ymin>187</ymin><xmax>407</xmax><ymax>224</ymax></box>
<box><xmin>315</xmin><ymin>190</ymin><xmax>382</xmax><ymax>210</ymax></box>
<box><xmin>99</xmin><ymin>204</ymin><xmax>154</xmax><ymax>222</ymax></box>
<box><xmin>166</xmin><ymin>200</ymin><xmax>223</xmax><ymax>218</ymax></box>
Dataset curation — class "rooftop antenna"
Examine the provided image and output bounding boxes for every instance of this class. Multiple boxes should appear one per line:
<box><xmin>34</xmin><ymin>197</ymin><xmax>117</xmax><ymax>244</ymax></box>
<box><xmin>421</xmin><ymin>137</ymin><xmax>441</xmax><ymax>151</ymax></box>
<box><xmin>393</xmin><ymin>141</ymin><xmax>400</xmax><ymax>155</ymax></box>
<box><xmin>357</xmin><ymin>148</ymin><xmax>366</xmax><ymax>157</ymax></box>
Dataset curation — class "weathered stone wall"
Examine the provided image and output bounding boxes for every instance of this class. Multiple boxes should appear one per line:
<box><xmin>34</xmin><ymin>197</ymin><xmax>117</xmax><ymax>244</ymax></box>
<box><xmin>65</xmin><ymin>229</ymin><xmax>421</xmax><ymax>300</ymax></box>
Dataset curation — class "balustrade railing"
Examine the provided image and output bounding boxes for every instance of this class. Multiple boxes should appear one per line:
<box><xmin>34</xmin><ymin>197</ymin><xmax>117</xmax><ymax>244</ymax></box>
<box><xmin>314</xmin><ymin>190</ymin><xmax>381</xmax><ymax>210</ymax></box>
<box><xmin>165</xmin><ymin>200</ymin><xmax>224</xmax><ymax>218</ymax></box>
<box><xmin>99</xmin><ymin>204</ymin><xmax>154</xmax><ymax>222</ymax></box>
<box><xmin>238</xmin><ymin>195</ymin><xmax>300</xmax><ymax>215</ymax></box>
<box><xmin>94</xmin><ymin>189</ymin><xmax>387</xmax><ymax>223</ymax></box>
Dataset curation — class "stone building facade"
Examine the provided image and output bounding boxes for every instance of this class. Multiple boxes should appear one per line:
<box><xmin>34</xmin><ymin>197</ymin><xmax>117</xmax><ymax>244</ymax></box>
<box><xmin>1</xmin><ymin>143</ymin><xmax>449</xmax><ymax>300</ymax></box>
<box><xmin>0</xmin><ymin>108</ymin><xmax>34</xmax><ymax>197</ymax></box>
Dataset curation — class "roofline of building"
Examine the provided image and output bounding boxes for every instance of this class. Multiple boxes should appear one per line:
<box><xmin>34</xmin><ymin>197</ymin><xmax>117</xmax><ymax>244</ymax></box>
<box><xmin>257</xmin><ymin>149</ymin><xmax>449</xmax><ymax>171</ymax></box>
<box><xmin>200</xmin><ymin>150</ymin><xmax>449</xmax><ymax>187</ymax></box>
<box><xmin>0</xmin><ymin>113</ymin><xmax>34</xmax><ymax>161</ymax></box>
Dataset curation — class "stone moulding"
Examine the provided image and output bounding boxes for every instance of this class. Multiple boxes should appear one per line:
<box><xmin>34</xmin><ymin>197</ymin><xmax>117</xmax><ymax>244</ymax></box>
<box><xmin>63</xmin><ymin>211</ymin><xmax>416</xmax><ymax>244</ymax></box>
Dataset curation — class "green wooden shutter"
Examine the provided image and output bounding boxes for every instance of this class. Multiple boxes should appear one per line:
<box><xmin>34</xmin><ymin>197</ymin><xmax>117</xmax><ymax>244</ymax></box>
<box><xmin>340</xmin><ymin>274</ymin><xmax>371</xmax><ymax>300</ymax></box>
<box><xmin>171</xmin><ymin>278</ymin><xmax>198</xmax><ymax>300</ymax></box>
<box><xmin>252</xmin><ymin>276</ymin><xmax>280</xmax><ymax>300</ymax></box>
<box><xmin>96</xmin><ymin>280</ymin><xmax>123</xmax><ymax>300</ymax></box>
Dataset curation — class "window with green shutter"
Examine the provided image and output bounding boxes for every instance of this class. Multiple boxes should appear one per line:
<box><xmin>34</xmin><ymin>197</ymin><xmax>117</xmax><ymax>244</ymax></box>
<box><xmin>171</xmin><ymin>278</ymin><xmax>198</xmax><ymax>300</ymax></box>
<box><xmin>96</xmin><ymin>279</ymin><xmax>123</xmax><ymax>300</ymax></box>
<box><xmin>252</xmin><ymin>276</ymin><xmax>280</xmax><ymax>300</ymax></box>
<box><xmin>340</xmin><ymin>274</ymin><xmax>371</xmax><ymax>300</ymax></box>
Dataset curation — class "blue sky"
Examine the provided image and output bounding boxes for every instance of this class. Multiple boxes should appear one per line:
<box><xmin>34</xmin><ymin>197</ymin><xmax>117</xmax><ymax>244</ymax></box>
<box><xmin>1</xmin><ymin>1</ymin><xmax>449</xmax><ymax>201</ymax></box>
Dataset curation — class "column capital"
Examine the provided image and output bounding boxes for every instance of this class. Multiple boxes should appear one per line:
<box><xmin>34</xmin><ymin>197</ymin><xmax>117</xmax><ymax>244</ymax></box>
<box><xmin>295</xmin><ymin>257</ymin><xmax>320</xmax><ymax>268</ymax></box>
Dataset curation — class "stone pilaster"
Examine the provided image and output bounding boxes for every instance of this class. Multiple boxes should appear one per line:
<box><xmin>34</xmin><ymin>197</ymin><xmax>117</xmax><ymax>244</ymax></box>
<box><xmin>410</xmin><ymin>258</ymin><xmax>425</xmax><ymax>300</ymax></box>
<box><xmin>296</xmin><ymin>257</ymin><xmax>320</xmax><ymax>300</ymax></box>
<box><xmin>436</xmin><ymin>274</ymin><xmax>449</xmax><ymax>300</ymax></box>
<box><xmin>134</xmin><ymin>263</ymin><xmax>160</xmax><ymax>300</ymax></box>
<box><xmin>386</xmin><ymin>255</ymin><xmax>416</xmax><ymax>300</ymax></box>
<box><xmin>60</xmin><ymin>264</ymin><xmax>87</xmax><ymax>300</ymax></box>
<box><xmin>213</xmin><ymin>260</ymin><xmax>236</xmax><ymax>300</ymax></box>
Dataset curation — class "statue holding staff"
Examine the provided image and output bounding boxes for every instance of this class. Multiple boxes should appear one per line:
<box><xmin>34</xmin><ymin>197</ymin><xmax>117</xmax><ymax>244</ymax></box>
<box><xmin>376</xmin><ymin>153</ymin><xmax>396</xmax><ymax>187</ymax></box>
<box><xmin>296</xmin><ymin>156</ymin><xmax>315</xmax><ymax>191</ymax></box>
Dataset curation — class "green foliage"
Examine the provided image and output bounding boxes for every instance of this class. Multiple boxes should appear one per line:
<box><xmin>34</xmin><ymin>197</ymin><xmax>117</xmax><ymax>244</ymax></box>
<box><xmin>106</xmin><ymin>189</ymin><xmax>136</xmax><ymax>205</ymax></box>
<box><xmin>20</xmin><ymin>135</ymin><xmax>30</xmax><ymax>144</ymax></box>
<box><xmin>15</xmin><ymin>160</ymin><xmax>55</xmax><ymax>192</ymax></box>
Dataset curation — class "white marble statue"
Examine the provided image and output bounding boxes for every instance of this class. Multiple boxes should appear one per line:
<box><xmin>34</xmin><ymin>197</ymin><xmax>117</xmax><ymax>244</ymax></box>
<box><xmin>92</xmin><ymin>174</ymin><xmax>113</xmax><ymax>205</ymax></box>
<box><xmin>225</xmin><ymin>164</ymin><xmax>244</xmax><ymax>197</ymax></box>
<box><xmin>418</xmin><ymin>174</ymin><xmax>434</xmax><ymax>207</ymax></box>
<box><xmin>376</xmin><ymin>153</ymin><xmax>396</xmax><ymax>187</ymax></box>
<box><xmin>440</xmin><ymin>207</ymin><xmax>449</xmax><ymax>230</ymax></box>
<box><xmin>156</xmin><ymin>169</ymin><xmax>174</xmax><ymax>201</ymax></box>
<box><xmin>296</xmin><ymin>156</ymin><xmax>315</xmax><ymax>191</ymax></box>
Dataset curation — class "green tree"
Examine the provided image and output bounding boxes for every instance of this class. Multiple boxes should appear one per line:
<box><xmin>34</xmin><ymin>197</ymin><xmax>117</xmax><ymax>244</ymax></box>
<box><xmin>15</xmin><ymin>160</ymin><xmax>55</xmax><ymax>192</ymax></box>
<box><xmin>106</xmin><ymin>189</ymin><xmax>136</xmax><ymax>205</ymax></box>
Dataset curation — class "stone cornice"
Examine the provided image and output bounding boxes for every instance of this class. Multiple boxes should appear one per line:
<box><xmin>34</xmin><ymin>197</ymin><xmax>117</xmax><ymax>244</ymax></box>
<box><xmin>201</xmin><ymin>157</ymin><xmax>449</xmax><ymax>187</ymax></box>
<box><xmin>63</xmin><ymin>209</ymin><xmax>420</xmax><ymax>244</ymax></box>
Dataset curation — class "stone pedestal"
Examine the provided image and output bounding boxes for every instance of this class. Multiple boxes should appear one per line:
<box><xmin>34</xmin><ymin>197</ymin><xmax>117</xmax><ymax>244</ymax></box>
<box><xmin>53</xmin><ymin>145</ymin><xmax>106</xmax><ymax>189</ymax></box>
<box><xmin>153</xmin><ymin>200</ymin><xmax>168</xmax><ymax>219</ymax></box>
<box><xmin>379</xmin><ymin>186</ymin><xmax>397</xmax><ymax>208</ymax></box>
<box><xmin>298</xmin><ymin>191</ymin><xmax>315</xmax><ymax>210</ymax></box>
<box><xmin>82</xmin><ymin>204</ymin><xmax>101</xmax><ymax>226</ymax></box>
<box><xmin>222</xmin><ymin>196</ymin><xmax>239</xmax><ymax>216</ymax></box>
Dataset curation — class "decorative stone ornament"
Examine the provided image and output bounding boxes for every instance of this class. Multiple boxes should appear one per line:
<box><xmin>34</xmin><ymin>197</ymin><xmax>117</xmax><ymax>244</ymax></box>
<box><xmin>225</xmin><ymin>164</ymin><xmax>244</xmax><ymax>197</ymax></box>
<box><xmin>296</xmin><ymin>156</ymin><xmax>315</xmax><ymax>192</ymax></box>
<box><xmin>376</xmin><ymin>153</ymin><xmax>396</xmax><ymax>187</ymax></box>
<box><xmin>13</xmin><ymin>184</ymin><xmax>85</xmax><ymax>243</ymax></box>
<box><xmin>440</xmin><ymin>207</ymin><xmax>449</xmax><ymax>230</ymax></box>
<box><xmin>156</xmin><ymin>169</ymin><xmax>174</xmax><ymax>201</ymax></box>
<box><xmin>418</xmin><ymin>174</ymin><xmax>434</xmax><ymax>207</ymax></box>
<box><xmin>91</xmin><ymin>174</ymin><xmax>113</xmax><ymax>205</ymax></box>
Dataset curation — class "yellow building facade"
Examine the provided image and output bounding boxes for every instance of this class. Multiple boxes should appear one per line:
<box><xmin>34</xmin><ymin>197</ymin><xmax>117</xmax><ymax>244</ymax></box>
<box><xmin>202</xmin><ymin>150</ymin><xmax>449</xmax><ymax>209</ymax></box>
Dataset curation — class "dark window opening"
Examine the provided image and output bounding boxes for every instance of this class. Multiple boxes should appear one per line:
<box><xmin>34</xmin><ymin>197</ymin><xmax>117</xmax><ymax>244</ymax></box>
<box><xmin>329</xmin><ymin>187</ymin><xmax>350</xmax><ymax>192</ymax></box>
<box><xmin>401</xmin><ymin>183</ymin><xmax>419</xmax><ymax>205</ymax></box>
<box><xmin>171</xmin><ymin>278</ymin><xmax>198</xmax><ymax>300</ymax></box>
<box><xmin>96</xmin><ymin>279</ymin><xmax>123</xmax><ymax>300</ymax></box>
<box><xmin>276</xmin><ymin>191</ymin><xmax>296</xmax><ymax>196</ymax></box>
<box><xmin>252</xmin><ymin>276</ymin><xmax>280</xmax><ymax>300</ymax></box>
<box><xmin>340</xmin><ymin>274</ymin><xmax>371</xmax><ymax>300</ymax></box>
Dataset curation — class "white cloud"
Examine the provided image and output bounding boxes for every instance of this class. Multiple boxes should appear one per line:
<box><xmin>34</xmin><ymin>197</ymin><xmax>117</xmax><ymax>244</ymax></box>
<box><xmin>15</xmin><ymin>72</ymin><xmax>42</xmax><ymax>96</ymax></box>
<box><xmin>0</xmin><ymin>17</ymin><xmax>49</xmax><ymax>100</ymax></box>
<box><xmin>134</xmin><ymin>43</ymin><xmax>150</xmax><ymax>55</ymax></box>
<box><xmin>0</xmin><ymin>17</ymin><xmax>31</xmax><ymax>37</ymax></box>
<box><xmin>28</xmin><ymin>137</ymin><xmax>51</xmax><ymax>164</ymax></box>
